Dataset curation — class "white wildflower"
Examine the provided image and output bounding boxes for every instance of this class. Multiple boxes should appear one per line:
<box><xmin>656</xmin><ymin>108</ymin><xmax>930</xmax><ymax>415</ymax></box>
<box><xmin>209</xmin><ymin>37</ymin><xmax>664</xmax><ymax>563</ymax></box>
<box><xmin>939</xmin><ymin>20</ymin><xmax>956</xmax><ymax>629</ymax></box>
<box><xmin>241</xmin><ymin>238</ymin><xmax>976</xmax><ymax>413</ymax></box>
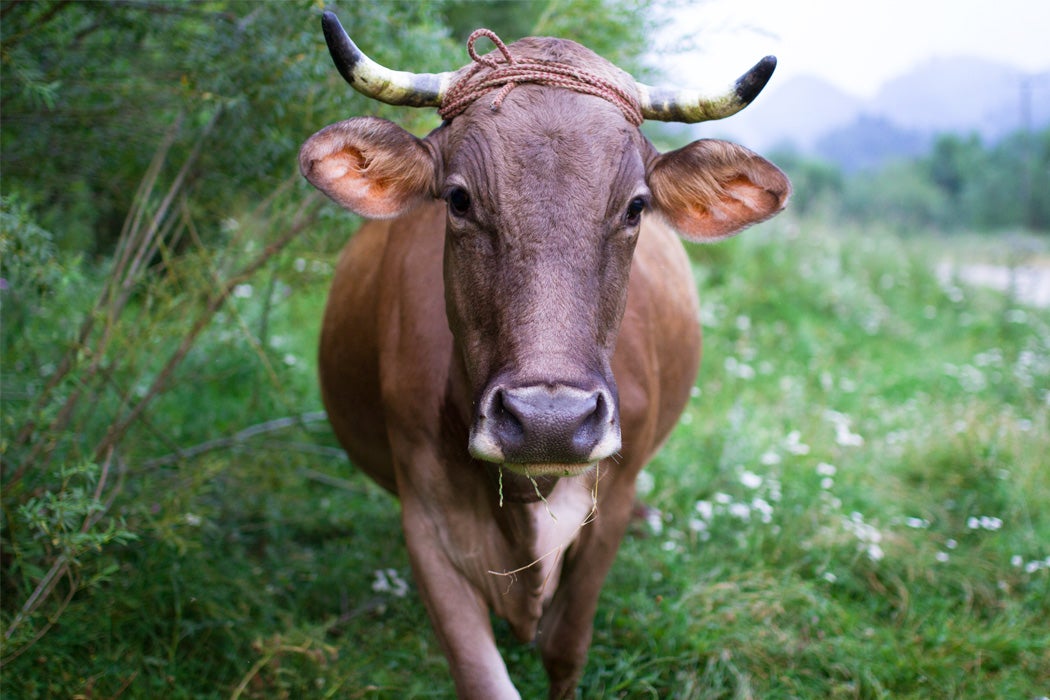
<box><xmin>751</xmin><ymin>498</ymin><xmax>774</xmax><ymax>523</ymax></box>
<box><xmin>728</xmin><ymin>502</ymin><xmax>751</xmax><ymax>520</ymax></box>
<box><xmin>724</xmin><ymin>356</ymin><xmax>756</xmax><ymax>379</ymax></box>
<box><xmin>824</xmin><ymin>410</ymin><xmax>864</xmax><ymax>446</ymax></box>
<box><xmin>695</xmin><ymin>500</ymin><xmax>714</xmax><ymax>521</ymax></box>
<box><xmin>232</xmin><ymin>283</ymin><xmax>253</xmax><ymax>299</ymax></box>
<box><xmin>636</xmin><ymin>470</ymin><xmax>654</xmax><ymax>497</ymax></box>
<box><xmin>372</xmin><ymin>569</ymin><xmax>409</xmax><ymax>598</ymax></box>
<box><xmin>980</xmin><ymin>516</ymin><xmax>1003</xmax><ymax>531</ymax></box>
<box><xmin>784</xmin><ymin>430</ymin><xmax>810</xmax><ymax>455</ymax></box>
<box><xmin>967</xmin><ymin>515</ymin><xmax>1003</xmax><ymax>531</ymax></box>
<box><xmin>740</xmin><ymin>470</ymin><xmax>763</xmax><ymax>489</ymax></box>
<box><xmin>646</xmin><ymin>508</ymin><xmax>664</xmax><ymax>535</ymax></box>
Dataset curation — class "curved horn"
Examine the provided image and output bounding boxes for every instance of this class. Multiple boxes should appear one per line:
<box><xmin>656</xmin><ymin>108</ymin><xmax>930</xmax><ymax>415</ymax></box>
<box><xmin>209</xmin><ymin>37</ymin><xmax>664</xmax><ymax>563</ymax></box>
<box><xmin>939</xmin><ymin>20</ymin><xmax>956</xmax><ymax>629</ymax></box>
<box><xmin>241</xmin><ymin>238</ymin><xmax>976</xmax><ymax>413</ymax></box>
<box><xmin>637</xmin><ymin>55</ymin><xmax>777</xmax><ymax>123</ymax></box>
<box><xmin>321</xmin><ymin>11</ymin><xmax>454</xmax><ymax>108</ymax></box>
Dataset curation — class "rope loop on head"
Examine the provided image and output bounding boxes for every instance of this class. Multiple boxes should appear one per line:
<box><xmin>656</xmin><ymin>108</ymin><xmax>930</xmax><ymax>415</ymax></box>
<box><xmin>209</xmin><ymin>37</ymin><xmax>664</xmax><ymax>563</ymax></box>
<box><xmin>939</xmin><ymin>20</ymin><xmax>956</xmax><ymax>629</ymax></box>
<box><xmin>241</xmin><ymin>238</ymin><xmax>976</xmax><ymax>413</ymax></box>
<box><xmin>468</xmin><ymin>28</ymin><xmax>515</xmax><ymax>68</ymax></box>
<box><xmin>439</xmin><ymin>29</ymin><xmax>643</xmax><ymax>126</ymax></box>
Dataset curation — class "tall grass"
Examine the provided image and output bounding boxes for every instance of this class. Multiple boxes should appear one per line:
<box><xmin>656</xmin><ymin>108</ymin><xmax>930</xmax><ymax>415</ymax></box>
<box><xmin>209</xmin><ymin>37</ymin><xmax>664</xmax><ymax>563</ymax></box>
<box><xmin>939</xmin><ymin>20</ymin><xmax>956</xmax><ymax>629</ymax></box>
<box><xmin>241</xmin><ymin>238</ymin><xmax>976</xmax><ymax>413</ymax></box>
<box><xmin>0</xmin><ymin>121</ymin><xmax>328</xmax><ymax>678</ymax></box>
<box><xmin>2</xmin><ymin>210</ymin><xmax>1047</xmax><ymax>698</ymax></box>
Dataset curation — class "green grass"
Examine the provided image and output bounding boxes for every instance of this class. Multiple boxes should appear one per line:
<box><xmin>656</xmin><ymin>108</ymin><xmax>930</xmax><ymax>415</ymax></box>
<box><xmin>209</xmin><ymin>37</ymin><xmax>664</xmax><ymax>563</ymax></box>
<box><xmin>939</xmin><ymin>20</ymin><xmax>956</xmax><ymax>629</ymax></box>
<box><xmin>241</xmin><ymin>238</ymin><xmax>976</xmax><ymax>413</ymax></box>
<box><xmin>3</xmin><ymin>216</ymin><xmax>1049</xmax><ymax>698</ymax></box>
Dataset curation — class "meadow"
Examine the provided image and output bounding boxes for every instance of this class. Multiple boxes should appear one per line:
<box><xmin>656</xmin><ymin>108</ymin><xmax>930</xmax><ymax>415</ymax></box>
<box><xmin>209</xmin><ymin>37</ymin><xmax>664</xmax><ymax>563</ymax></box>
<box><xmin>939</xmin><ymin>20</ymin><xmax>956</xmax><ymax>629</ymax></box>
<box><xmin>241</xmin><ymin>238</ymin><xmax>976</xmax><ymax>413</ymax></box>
<box><xmin>2</xmin><ymin>210</ymin><xmax>1048</xmax><ymax>699</ymax></box>
<box><xmin>4</xmin><ymin>1</ymin><xmax>1048</xmax><ymax>696</ymax></box>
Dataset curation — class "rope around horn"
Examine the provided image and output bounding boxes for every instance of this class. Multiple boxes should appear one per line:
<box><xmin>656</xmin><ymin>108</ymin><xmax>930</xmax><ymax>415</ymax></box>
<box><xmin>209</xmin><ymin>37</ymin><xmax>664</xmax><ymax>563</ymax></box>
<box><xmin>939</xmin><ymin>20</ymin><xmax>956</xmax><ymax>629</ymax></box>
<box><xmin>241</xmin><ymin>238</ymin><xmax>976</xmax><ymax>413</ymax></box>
<box><xmin>438</xmin><ymin>29</ymin><xmax>644</xmax><ymax>126</ymax></box>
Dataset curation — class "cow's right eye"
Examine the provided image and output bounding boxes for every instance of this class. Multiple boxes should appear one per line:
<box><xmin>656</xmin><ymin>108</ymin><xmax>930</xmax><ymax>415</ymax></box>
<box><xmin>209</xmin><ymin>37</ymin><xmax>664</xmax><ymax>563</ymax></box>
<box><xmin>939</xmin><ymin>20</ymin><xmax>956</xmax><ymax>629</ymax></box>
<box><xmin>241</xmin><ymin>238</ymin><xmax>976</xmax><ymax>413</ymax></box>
<box><xmin>447</xmin><ymin>187</ymin><xmax>471</xmax><ymax>217</ymax></box>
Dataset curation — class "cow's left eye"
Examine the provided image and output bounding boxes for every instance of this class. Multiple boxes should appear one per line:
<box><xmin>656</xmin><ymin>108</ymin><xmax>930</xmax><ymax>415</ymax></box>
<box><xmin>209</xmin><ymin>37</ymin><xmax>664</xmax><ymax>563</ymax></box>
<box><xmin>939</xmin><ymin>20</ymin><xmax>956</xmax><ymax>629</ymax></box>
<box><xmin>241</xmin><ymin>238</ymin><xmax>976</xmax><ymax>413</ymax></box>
<box><xmin>447</xmin><ymin>187</ymin><xmax>471</xmax><ymax>218</ymax></box>
<box><xmin>625</xmin><ymin>196</ymin><xmax>647</xmax><ymax>227</ymax></box>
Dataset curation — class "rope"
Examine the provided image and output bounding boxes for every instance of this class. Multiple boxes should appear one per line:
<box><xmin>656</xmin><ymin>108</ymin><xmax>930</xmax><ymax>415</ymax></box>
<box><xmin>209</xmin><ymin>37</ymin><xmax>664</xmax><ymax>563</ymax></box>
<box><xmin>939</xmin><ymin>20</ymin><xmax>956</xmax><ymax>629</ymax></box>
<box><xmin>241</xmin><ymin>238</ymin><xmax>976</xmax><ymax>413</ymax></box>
<box><xmin>439</xmin><ymin>29</ymin><xmax>643</xmax><ymax>126</ymax></box>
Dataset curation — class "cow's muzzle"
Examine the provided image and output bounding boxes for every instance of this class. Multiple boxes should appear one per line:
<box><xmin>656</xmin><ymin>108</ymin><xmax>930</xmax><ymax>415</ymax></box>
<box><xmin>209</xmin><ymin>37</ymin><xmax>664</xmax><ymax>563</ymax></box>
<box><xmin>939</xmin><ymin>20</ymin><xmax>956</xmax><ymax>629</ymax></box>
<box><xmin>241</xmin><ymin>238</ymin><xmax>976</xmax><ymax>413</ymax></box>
<box><xmin>468</xmin><ymin>382</ymin><xmax>621</xmax><ymax>472</ymax></box>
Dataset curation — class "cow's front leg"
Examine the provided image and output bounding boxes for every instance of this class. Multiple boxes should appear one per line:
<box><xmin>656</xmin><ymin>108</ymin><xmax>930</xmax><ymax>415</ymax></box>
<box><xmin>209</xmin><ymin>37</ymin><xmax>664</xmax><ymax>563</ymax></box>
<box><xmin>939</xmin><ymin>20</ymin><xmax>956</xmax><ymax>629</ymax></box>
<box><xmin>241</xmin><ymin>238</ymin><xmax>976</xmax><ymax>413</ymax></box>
<box><xmin>399</xmin><ymin>492</ymin><xmax>520</xmax><ymax>700</ymax></box>
<box><xmin>536</xmin><ymin>474</ymin><xmax>638</xmax><ymax>699</ymax></box>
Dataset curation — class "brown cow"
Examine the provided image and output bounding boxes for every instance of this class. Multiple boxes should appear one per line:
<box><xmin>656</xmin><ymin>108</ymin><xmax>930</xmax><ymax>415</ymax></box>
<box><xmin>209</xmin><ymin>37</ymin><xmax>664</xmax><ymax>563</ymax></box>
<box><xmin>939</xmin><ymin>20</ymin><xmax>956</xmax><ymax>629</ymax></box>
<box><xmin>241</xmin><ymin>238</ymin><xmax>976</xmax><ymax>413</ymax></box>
<box><xmin>299</xmin><ymin>12</ymin><xmax>789</xmax><ymax>699</ymax></box>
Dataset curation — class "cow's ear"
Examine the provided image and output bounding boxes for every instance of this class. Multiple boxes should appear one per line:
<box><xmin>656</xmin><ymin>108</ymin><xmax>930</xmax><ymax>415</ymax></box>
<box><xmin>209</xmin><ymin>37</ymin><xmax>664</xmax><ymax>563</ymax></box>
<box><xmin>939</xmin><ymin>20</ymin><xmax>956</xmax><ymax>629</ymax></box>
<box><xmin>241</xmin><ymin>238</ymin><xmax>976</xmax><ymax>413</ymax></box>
<box><xmin>648</xmin><ymin>139</ymin><xmax>790</xmax><ymax>242</ymax></box>
<box><xmin>299</xmin><ymin>116</ymin><xmax>435</xmax><ymax>219</ymax></box>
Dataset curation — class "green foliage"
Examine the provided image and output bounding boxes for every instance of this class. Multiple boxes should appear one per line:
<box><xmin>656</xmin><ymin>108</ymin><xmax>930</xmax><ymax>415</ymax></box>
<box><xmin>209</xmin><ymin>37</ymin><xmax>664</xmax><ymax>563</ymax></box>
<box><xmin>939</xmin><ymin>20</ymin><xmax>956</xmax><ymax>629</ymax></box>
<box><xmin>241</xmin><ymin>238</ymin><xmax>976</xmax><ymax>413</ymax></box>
<box><xmin>0</xmin><ymin>0</ymin><xmax>458</xmax><ymax>254</ymax></box>
<box><xmin>777</xmin><ymin>126</ymin><xmax>1050</xmax><ymax>234</ymax></box>
<box><xmin>15</xmin><ymin>462</ymin><xmax>137</xmax><ymax>565</ymax></box>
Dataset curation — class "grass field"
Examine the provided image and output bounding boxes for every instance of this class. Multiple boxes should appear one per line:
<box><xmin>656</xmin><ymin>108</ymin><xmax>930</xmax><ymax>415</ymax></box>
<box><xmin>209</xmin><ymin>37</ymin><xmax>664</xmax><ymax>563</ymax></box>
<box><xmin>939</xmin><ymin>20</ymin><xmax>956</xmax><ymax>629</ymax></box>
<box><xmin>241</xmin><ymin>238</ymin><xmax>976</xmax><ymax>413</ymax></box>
<box><xmin>3</xmin><ymin>214</ymin><xmax>1048</xmax><ymax>698</ymax></box>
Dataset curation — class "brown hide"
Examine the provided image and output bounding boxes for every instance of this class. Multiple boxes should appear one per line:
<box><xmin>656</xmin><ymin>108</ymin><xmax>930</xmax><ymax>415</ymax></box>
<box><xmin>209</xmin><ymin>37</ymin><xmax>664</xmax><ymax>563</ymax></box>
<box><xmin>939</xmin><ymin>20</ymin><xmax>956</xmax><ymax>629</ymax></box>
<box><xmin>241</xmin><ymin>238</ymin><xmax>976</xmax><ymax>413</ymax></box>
<box><xmin>306</xmin><ymin>30</ymin><xmax>789</xmax><ymax>700</ymax></box>
<box><xmin>320</xmin><ymin>202</ymin><xmax>700</xmax><ymax>698</ymax></box>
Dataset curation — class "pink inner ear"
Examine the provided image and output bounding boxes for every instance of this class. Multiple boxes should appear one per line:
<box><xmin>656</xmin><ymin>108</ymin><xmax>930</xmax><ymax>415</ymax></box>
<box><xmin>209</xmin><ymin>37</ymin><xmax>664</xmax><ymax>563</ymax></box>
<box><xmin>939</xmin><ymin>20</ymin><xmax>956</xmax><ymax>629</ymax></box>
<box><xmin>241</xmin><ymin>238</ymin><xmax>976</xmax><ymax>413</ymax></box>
<box><xmin>299</xmin><ymin>117</ymin><xmax>435</xmax><ymax>220</ymax></box>
<box><xmin>672</xmin><ymin>178</ymin><xmax>784</xmax><ymax>242</ymax></box>
<box><xmin>316</xmin><ymin>150</ymin><xmax>356</xmax><ymax>183</ymax></box>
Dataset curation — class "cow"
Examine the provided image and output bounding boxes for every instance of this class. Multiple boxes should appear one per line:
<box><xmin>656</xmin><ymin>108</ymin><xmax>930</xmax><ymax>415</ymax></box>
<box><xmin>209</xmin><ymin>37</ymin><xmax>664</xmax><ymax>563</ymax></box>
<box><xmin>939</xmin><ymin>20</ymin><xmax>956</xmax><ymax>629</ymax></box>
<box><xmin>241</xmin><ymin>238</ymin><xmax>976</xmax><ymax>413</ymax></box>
<box><xmin>299</xmin><ymin>12</ymin><xmax>790</xmax><ymax>699</ymax></box>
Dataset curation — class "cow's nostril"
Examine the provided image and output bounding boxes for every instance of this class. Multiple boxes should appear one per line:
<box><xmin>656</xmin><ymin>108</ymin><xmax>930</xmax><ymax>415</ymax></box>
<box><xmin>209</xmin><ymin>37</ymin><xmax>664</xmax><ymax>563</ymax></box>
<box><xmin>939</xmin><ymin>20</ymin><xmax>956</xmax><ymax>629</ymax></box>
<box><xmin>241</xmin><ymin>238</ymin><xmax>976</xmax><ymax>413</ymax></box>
<box><xmin>476</xmin><ymin>383</ymin><xmax>617</xmax><ymax>465</ymax></box>
<box><xmin>493</xmin><ymin>388</ymin><xmax>525</xmax><ymax>442</ymax></box>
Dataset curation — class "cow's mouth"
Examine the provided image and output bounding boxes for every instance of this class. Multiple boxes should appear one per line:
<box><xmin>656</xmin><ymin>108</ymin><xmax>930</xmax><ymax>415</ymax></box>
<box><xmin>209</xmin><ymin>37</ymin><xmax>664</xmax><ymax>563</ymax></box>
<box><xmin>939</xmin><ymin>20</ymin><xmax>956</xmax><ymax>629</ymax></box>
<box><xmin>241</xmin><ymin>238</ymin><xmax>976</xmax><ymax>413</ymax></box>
<box><xmin>500</xmin><ymin>462</ymin><xmax>597</xmax><ymax>478</ymax></box>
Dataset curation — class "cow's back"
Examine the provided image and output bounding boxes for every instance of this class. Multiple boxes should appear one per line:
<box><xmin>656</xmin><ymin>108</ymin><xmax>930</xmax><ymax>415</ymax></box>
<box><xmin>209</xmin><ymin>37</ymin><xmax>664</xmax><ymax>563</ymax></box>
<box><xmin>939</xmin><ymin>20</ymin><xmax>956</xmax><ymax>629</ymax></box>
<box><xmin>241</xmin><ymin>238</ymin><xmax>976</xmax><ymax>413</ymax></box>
<box><xmin>318</xmin><ymin>215</ymin><xmax>397</xmax><ymax>492</ymax></box>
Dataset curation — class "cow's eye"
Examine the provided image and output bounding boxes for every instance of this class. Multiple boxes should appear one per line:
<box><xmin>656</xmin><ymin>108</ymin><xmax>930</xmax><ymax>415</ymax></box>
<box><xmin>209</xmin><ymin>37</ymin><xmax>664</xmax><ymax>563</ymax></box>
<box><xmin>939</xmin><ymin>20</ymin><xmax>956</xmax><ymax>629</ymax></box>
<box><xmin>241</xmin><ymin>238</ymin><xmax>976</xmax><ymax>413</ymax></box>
<box><xmin>625</xmin><ymin>196</ymin><xmax>647</xmax><ymax>227</ymax></box>
<box><xmin>447</xmin><ymin>187</ymin><xmax>471</xmax><ymax>217</ymax></box>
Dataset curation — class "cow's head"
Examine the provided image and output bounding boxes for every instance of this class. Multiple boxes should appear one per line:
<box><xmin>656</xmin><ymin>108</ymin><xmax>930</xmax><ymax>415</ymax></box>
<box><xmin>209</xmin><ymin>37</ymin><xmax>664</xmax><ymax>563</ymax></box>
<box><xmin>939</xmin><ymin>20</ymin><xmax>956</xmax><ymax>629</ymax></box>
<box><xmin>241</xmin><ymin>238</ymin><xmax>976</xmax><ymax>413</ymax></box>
<box><xmin>300</xmin><ymin>13</ymin><xmax>790</xmax><ymax>478</ymax></box>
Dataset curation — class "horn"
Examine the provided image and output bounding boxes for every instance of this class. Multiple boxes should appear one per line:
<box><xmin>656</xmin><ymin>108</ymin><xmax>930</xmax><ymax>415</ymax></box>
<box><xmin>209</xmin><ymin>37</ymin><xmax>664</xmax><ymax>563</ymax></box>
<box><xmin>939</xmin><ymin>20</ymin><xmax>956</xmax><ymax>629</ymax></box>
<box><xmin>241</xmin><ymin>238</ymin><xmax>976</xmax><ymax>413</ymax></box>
<box><xmin>321</xmin><ymin>11</ymin><xmax>454</xmax><ymax>108</ymax></box>
<box><xmin>636</xmin><ymin>55</ymin><xmax>777</xmax><ymax>123</ymax></box>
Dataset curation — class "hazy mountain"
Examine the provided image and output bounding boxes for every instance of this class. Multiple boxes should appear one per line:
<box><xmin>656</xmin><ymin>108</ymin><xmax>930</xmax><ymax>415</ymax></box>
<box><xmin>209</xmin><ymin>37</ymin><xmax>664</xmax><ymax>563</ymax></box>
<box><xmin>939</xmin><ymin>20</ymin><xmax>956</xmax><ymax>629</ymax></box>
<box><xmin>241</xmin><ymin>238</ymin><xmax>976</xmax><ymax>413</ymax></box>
<box><xmin>701</xmin><ymin>75</ymin><xmax>864</xmax><ymax>151</ymax></box>
<box><xmin>703</xmin><ymin>56</ymin><xmax>1050</xmax><ymax>171</ymax></box>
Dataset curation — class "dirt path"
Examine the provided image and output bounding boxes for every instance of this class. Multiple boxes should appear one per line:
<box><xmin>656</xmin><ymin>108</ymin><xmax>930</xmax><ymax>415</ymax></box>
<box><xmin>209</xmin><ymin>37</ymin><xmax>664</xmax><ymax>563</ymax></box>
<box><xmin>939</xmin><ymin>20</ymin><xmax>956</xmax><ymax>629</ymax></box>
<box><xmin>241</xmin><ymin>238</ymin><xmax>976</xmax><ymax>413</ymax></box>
<box><xmin>936</xmin><ymin>262</ymin><xmax>1050</xmax><ymax>308</ymax></box>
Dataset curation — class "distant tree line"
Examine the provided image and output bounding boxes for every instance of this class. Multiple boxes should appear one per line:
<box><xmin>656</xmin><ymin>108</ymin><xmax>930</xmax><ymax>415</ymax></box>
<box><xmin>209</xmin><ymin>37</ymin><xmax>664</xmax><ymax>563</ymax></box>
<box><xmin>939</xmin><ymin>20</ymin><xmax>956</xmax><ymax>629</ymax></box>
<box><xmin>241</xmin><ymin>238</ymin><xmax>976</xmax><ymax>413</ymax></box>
<box><xmin>773</xmin><ymin>127</ymin><xmax>1050</xmax><ymax>233</ymax></box>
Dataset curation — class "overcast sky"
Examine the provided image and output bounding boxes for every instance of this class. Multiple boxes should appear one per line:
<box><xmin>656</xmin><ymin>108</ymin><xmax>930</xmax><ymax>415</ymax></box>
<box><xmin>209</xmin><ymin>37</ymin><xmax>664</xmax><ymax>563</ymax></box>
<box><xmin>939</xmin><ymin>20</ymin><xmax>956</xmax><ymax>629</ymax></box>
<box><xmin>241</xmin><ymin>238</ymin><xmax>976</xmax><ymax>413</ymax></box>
<box><xmin>655</xmin><ymin>0</ymin><xmax>1050</xmax><ymax>99</ymax></box>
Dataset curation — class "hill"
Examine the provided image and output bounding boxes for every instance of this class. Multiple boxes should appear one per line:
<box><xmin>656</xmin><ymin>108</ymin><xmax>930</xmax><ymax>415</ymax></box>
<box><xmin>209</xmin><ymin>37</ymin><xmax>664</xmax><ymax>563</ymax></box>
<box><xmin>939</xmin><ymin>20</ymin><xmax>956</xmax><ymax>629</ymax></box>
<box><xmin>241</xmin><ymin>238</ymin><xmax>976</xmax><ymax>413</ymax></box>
<box><xmin>704</xmin><ymin>56</ymin><xmax>1050</xmax><ymax>170</ymax></box>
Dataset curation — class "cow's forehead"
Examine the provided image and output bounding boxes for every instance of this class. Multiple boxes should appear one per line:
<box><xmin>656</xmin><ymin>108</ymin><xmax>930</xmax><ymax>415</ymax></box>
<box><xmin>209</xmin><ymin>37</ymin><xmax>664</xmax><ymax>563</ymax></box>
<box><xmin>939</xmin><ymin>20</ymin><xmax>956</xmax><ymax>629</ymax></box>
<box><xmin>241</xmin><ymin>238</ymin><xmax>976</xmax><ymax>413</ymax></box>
<box><xmin>437</xmin><ymin>87</ymin><xmax>648</xmax><ymax>203</ymax></box>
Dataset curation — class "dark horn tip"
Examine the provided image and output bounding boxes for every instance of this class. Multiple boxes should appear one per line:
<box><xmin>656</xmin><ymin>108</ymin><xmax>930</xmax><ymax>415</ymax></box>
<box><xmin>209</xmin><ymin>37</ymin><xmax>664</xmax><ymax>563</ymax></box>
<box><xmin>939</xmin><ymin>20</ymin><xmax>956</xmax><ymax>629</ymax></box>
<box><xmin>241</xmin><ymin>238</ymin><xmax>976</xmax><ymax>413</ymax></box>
<box><xmin>735</xmin><ymin>55</ymin><xmax>777</xmax><ymax>105</ymax></box>
<box><xmin>321</xmin><ymin>10</ymin><xmax>340</xmax><ymax>30</ymax></box>
<box><xmin>320</xmin><ymin>10</ymin><xmax>362</xmax><ymax>88</ymax></box>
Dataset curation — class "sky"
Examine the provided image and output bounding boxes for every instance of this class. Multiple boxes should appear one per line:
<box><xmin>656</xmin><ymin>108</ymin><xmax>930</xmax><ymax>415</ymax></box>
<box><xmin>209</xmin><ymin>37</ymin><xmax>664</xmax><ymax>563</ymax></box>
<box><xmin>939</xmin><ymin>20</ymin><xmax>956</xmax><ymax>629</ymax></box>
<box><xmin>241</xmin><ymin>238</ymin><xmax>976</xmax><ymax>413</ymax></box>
<box><xmin>655</xmin><ymin>0</ymin><xmax>1050</xmax><ymax>99</ymax></box>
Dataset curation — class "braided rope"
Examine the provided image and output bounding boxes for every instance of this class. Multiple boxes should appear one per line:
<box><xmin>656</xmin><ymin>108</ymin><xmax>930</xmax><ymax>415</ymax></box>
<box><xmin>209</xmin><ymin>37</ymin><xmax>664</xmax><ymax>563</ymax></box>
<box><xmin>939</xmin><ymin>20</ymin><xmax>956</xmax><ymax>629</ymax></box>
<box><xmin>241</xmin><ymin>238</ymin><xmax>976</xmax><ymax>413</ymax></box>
<box><xmin>438</xmin><ymin>29</ymin><xmax>643</xmax><ymax>126</ymax></box>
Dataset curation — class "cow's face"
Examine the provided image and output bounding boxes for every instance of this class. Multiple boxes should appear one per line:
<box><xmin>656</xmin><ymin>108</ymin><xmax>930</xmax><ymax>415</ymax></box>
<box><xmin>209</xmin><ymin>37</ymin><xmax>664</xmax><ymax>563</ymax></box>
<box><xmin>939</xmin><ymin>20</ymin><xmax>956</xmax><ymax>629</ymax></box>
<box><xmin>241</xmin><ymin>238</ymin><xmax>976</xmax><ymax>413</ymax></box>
<box><xmin>299</xmin><ymin>35</ymin><xmax>790</xmax><ymax>478</ymax></box>
<box><xmin>433</xmin><ymin>86</ymin><xmax>649</xmax><ymax>475</ymax></box>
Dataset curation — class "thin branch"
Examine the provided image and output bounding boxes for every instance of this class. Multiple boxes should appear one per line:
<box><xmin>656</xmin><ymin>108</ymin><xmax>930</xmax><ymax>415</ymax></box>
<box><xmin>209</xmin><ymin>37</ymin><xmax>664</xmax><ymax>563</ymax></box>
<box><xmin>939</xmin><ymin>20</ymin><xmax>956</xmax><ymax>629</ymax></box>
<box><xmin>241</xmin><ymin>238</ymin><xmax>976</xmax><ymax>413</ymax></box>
<box><xmin>141</xmin><ymin>412</ymin><xmax>329</xmax><ymax>468</ymax></box>
<box><xmin>89</xmin><ymin>193</ymin><xmax>323</xmax><ymax>465</ymax></box>
<box><xmin>7</xmin><ymin>117</ymin><xmax>184</xmax><ymax>479</ymax></box>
